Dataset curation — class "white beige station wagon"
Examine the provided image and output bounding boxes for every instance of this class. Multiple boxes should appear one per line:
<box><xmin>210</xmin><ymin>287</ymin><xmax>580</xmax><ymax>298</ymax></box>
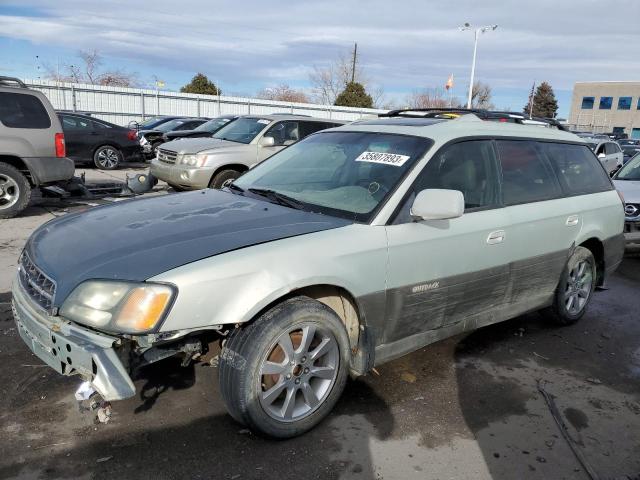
<box><xmin>13</xmin><ymin>111</ymin><xmax>625</xmax><ymax>438</ymax></box>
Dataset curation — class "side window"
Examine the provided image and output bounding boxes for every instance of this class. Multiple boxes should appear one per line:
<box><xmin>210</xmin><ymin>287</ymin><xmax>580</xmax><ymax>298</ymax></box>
<box><xmin>61</xmin><ymin>115</ymin><xmax>92</xmax><ymax>130</ymax></box>
<box><xmin>393</xmin><ymin>140</ymin><xmax>500</xmax><ymax>224</ymax></box>
<box><xmin>604</xmin><ymin>142</ymin><xmax>619</xmax><ymax>155</ymax></box>
<box><xmin>595</xmin><ymin>143</ymin><xmax>605</xmax><ymax>155</ymax></box>
<box><xmin>496</xmin><ymin>140</ymin><xmax>561</xmax><ymax>205</ymax></box>
<box><xmin>0</xmin><ymin>92</ymin><xmax>51</xmax><ymax>129</ymax></box>
<box><xmin>265</xmin><ymin>121</ymin><xmax>299</xmax><ymax>146</ymax></box>
<box><xmin>540</xmin><ymin>142</ymin><xmax>612</xmax><ymax>195</ymax></box>
<box><xmin>92</xmin><ymin>121</ymin><xmax>111</xmax><ymax>129</ymax></box>
<box><xmin>299</xmin><ymin>121</ymin><xmax>334</xmax><ymax>138</ymax></box>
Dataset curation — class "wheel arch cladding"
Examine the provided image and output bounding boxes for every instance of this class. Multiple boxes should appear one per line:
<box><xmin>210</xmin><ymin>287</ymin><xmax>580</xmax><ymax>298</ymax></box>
<box><xmin>578</xmin><ymin>237</ymin><xmax>604</xmax><ymax>286</ymax></box>
<box><xmin>212</xmin><ymin>163</ymin><xmax>249</xmax><ymax>177</ymax></box>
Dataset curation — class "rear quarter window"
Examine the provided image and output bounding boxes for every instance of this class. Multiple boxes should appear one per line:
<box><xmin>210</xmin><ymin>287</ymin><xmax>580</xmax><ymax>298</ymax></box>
<box><xmin>0</xmin><ymin>92</ymin><xmax>52</xmax><ymax>129</ymax></box>
<box><xmin>539</xmin><ymin>142</ymin><xmax>612</xmax><ymax>195</ymax></box>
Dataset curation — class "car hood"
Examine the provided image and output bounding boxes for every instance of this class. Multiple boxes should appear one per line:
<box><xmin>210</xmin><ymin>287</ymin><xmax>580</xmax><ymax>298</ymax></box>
<box><xmin>614</xmin><ymin>179</ymin><xmax>640</xmax><ymax>203</ymax></box>
<box><xmin>25</xmin><ymin>190</ymin><xmax>351</xmax><ymax>305</ymax></box>
<box><xmin>161</xmin><ymin>137</ymin><xmax>245</xmax><ymax>154</ymax></box>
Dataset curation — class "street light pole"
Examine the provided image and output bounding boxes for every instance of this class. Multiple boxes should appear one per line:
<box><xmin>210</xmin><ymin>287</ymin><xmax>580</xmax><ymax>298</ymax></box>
<box><xmin>459</xmin><ymin>23</ymin><xmax>498</xmax><ymax>109</ymax></box>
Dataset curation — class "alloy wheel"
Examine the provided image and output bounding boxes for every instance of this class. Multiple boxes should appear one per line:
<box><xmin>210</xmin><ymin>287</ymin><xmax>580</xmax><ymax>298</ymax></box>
<box><xmin>258</xmin><ymin>324</ymin><xmax>339</xmax><ymax>422</ymax></box>
<box><xmin>0</xmin><ymin>174</ymin><xmax>19</xmax><ymax>210</ymax></box>
<box><xmin>564</xmin><ymin>260</ymin><xmax>593</xmax><ymax>315</ymax></box>
<box><xmin>97</xmin><ymin>148</ymin><xmax>119</xmax><ymax>168</ymax></box>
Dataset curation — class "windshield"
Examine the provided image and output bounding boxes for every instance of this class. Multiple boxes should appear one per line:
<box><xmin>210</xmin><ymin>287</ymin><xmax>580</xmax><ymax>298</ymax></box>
<box><xmin>137</xmin><ymin>117</ymin><xmax>166</xmax><ymax>129</ymax></box>
<box><xmin>156</xmin><ymin>119</ymin><xmax>189</xmax><ymax>132</ymax></box>
<box><xmin>615</xmin><ymin>154</ymin><xmax>640</xmax><ymax>180</ymax></box>
<box><xmin>194</xmin><ymin>117</ymin><xmax>234</xmax><ymax>133</ymax></box>
<box><xmin>233</xmin><ymin>131</ymin><xmax>432</xmax><ymax>222</ymax></box>
<box><xmin>213</xmin><ymin>117</ymin><xmax>270</xmax><ymax>144</ymax></box>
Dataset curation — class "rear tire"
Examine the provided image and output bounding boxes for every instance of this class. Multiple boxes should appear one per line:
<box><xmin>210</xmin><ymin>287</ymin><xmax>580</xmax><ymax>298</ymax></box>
<box><xmin>209</xmin><ymin>169</ymin><xmax>241</xmax><ymax>189</ymax></box>
<box><xmin>94</xmin><ymin>146</ymin><xmax>122</xmax><ymax>170</ymax></box>
<box><xmin>218</xmin><ymin>297</ymin><xmax>350</xmax><ymax>438</ymax></box>
<box><xmin>545</xmin><ymin>246</ymin><xmax>596</xmax><ymax>325</ymax></box>
<box><xmin>0</xmin><ymin>163</ymin><xmax>31</xmax><ymax>219</ymax></box>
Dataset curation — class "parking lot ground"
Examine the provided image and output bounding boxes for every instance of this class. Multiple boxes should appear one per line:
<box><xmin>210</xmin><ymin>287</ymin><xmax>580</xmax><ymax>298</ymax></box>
<box><xmin>1</xmin><ymin>170</ymin><xmax>639</xmax><ymax>480</ymax></box>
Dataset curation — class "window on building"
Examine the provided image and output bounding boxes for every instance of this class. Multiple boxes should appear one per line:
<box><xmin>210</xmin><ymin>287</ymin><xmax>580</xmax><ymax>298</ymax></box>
<box><xmin>599</xmin><ymin>97</ymin><xmax>613</xmax><ymax>109</ymax></box>
<box><xmin>581</xmin><ymin>97</ymin><xmax>595</xmax><ymax>109</ymax></box>
<box><xmin>618</xmin><ymin>97</ymin><xmax>632</xmax><ymax>110</ymax></box>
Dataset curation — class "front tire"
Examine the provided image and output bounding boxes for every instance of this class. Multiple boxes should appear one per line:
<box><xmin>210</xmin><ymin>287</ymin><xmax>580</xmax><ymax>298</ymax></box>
<box><xmin>209</xmin><ymin>169</ymin><xmax>241</xmax><ymax>189</ymax></box>
<box><xmin>94</xmin><ymin>146</ymin><xmax>122</xmax><ymax>170</ymax></box>
<box><xmin>0</xmin><ymin>163</ymin><xmax>31</xmax><ymax>219</ymax></box>
<box><xmin>218</xmin><ymin>297</ymin><xmax>350</xmax><ymax>438</ymax></box>
<box><xmin>545</xmin><ymin>246</ymin><xmax>596</xmax><ymax>325</ymax></box>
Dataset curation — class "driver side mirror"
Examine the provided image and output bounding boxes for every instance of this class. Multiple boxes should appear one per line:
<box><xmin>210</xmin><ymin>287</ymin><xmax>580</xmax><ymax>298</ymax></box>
<box><xmin>411</xmin><ymin>189</ymin><xmax>465</xmax><ymax>221</ymax></box>
<box><xmin>259</xmin><ymin>136</ymin><xmax>275</xmax><ymax>147</ymax></box>
<box><xmin>598</xmin><ymin>153</ymin><xmax>606</xmax><ymax>159</ymax></box>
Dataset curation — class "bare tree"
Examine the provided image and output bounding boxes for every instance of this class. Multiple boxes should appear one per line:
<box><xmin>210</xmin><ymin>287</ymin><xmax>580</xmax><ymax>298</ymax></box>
<box><xmin>44</xmin><ymin>50</ymin><xmax>136</xmax><ymax>87</ymax></box>
<box><xmin>257</xmin><ymin>84</ymin><xmax>309</xmax><ymax>103</ymax></box>
<box><xmin>406</xmin><ymin>88</ymin><xmax>460</xmax><ymax>109</ymax></box>
<box><xmin>309</xmin><ymin>50</ymin><xmax>379</xmax><ymax>105</ymax></box>
<box><xmin>471</xmin><ymin>81</ymin><xmax>494</xmax><ymax>109</ymax></box>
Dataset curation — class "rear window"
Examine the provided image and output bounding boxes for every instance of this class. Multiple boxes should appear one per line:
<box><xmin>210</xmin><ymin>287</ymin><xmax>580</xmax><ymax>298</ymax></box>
<box><xmin>540</xmin><ymin>142</ymin><xmax>612</xmax><ymax>195</ymax></box>
<box><xmin>0</xmin><ymin>92</ymin><xmax>51</xmax><ymax>129</ymax></box>
<box><xmin>496</xmin><ymin>140</ymin><xmax>562</xmax><ymax>205</ymax></box>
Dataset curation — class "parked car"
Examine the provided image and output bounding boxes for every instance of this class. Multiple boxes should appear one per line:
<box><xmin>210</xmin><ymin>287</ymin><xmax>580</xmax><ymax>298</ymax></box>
<box><xmin>139</xmin><ymin>117</ymin><xmax>209</xmax><ymax>158</ymax></box>
<box><xmin>619</xmin><ymin>138</ymin><xmax>640</xmax><ymax>147</ymax></box>
<box><xmin>585</xmin><ymin>139</ymin><xmax>623</xmax><ymax>174</ymax></box>
<box><xmin>150</xmin><ymin>115</ymin><xmax>345</xmax><ymax>189</ymax></box>
<box><xmin>163</xmin><ymin>115</ymin><xmax>238</xmax><ymax>142</ymax></box>
<box><xmin>612</xmin><ymin>152</ymin><xmax>640</xmax><ymax>246</ymax></box>
<box><xmin>13</xmin><ymin>114</ymin><xmax>624</xmax><ymax>438</ymax></box>
<box><xmin>57</xmin><ymin>113</ymin><xmax>142</xmax><ymax>170</ymax></box>
<box><xmin>130</xmin><ymin>116</ymin><xmax>185</xmax><ymax>132</ymax></box>
<box><xmin>621</xmin><ymin>144</ymin><xmax>640</xmax><ymax>164</ymax></box>
<box><xmin>0</xmin><ymin>76</ymin><xmax>74</xmax><ymax>218</ymax></box>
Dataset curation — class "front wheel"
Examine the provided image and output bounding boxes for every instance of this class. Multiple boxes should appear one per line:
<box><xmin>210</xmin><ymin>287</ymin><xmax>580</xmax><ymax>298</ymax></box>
<box><xmin>209</xmin><ymin>169</ymin><xmax>241</xmax><ymax>189</ymax></box>
<box><xmin>545</xmin><ymin>246</ymin><xmax>596</xmax><ymax>325</ymax></box>
<box><xmin>94</xmin><ymin>146</ymin><xmax>122</xmax><ymax>170</ymax></box>
<box><xmin>218</xmin><ymin>297</ymin><xmax>350</xmax><ymax>438</ymax></box>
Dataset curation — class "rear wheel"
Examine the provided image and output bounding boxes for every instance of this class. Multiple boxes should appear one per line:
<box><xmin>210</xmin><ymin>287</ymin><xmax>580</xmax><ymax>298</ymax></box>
<box><xmin>209</xmin><ymin>169</ymin><xmax>241</xmax><ymax>189</ymax></box>
<box><xmin>545</xmin><ymin>246</ymin><xmax>596</xmax><ymax>325</ymax></box>
<box><xmin>218</xmin><ymin>297</ymin><xmax>350</xmax><ymax>438</ymax></box>
<box><xmin>94</xmin><ymin>146</ymin><xmax>122</xmax><ymax>170</ymax></box>
<box><xmin>0</xmin><ymin>163</ymin><xmax>31</xmax><ymax>219</ymax></box>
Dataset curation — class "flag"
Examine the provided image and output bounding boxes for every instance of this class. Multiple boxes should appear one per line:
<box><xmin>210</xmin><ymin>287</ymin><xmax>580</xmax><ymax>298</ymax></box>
<box><xmin>445</xmin><ymin>74</ymin><xmax>454</xmax><ymax>91</ymax></box>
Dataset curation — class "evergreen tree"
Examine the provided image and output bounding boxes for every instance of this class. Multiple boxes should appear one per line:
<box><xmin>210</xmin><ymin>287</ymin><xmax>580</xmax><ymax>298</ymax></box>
<box><xmin>524</xmin><ymin>81</ymin><xmax>558</xmax><ymax>118</ymax></box>
<box><xmin>334</xmin><ymin>82</ymin><xmax>373</xmax><ymax>108</ymax></box>
<box><xmin>180</xmin><ymin>73</ymin><xmax>221</xmax><ymax>95</ymax></box>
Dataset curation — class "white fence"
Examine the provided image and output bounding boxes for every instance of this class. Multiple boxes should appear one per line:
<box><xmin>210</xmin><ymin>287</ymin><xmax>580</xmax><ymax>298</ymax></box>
<box><xmin>24</xmin><ymin>79</ymin><xmax>385</xmax><ymax>126</ymax></box>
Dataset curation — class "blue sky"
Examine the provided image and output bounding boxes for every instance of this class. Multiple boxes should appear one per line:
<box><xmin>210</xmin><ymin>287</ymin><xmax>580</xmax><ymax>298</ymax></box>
<box><xmin>2</xmin><ymin>0</ymin><xmax>639</xmax><ymax>117</ymax></box>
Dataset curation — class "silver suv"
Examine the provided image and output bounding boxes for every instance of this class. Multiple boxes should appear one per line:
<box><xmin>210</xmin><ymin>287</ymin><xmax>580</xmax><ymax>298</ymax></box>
<box><xmin>0</xmin><ymin>77</ymin><xmax>75</xmax><ymax>218</ymax></box>
<box><xmin>150</xmin><ymin>114</ymin><xmax>344</xmax><ymax>189</ymax></box>
<box><xmin>13</xmin><ymin>113</ymin><xmax>624</xmax><ymax>438</ymax></box>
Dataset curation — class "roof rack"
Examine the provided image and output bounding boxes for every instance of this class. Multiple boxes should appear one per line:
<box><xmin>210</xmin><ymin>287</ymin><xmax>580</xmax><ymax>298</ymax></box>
<box><xmin>379</xmin><ymin>108</ymin><xmax>522</xmax><ymax>121</ymax></box>
<box><xmin>0</xmin><ymin>76</ymin><xmax>27</xmax><ymax>88</ymax></box>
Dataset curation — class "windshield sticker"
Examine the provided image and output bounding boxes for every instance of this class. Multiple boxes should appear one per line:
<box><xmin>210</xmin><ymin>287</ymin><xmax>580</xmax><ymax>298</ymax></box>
<box><xmin>257</xmin><ymin>119</ymin><xmax>270</xmax><ymax>124</ymax></box>
<box><xmin>355</xmin><ymin>151</ymin><xmax>410</xmax><ymax>167</ymax></box>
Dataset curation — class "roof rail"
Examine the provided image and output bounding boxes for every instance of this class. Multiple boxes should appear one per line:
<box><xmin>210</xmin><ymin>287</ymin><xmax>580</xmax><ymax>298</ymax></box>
<box><xmin>379</xmin><ymin>107</ymin><xmax>485</xmax><ymax>118</ymax></box>
<box><xmin>0</xmin><ymin>76</ymin><xmax>27</xmax><ymax>88</ymax></box>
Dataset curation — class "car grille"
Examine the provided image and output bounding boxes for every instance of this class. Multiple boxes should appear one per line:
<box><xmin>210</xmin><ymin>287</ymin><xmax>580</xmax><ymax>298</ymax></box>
<box><xmin>158</xmin><ymin>148</ymin><xmax>177</xmax><ymax>165</ymax></box>
<box><xmin>625</xmin><ymin>203</ymin><xmax>640</xmax><ymax>219</ymax></box>
<box><xmin>18</xmin><ymin>252</ymin><xmax>56</xmax><ymax>312</ymax></box>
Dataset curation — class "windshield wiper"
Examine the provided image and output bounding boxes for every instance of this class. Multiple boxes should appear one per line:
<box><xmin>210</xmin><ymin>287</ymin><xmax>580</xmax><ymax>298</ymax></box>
<box><xmin>248</xmin><ymin>188</ymin><xmax>306</xmax><ymax>210</ymax></box>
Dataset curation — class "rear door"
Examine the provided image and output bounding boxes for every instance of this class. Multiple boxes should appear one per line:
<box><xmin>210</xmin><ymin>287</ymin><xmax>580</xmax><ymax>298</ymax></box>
<box><xmin>384</xmin><ymin>140</ymin><xmax>510</xmax><ymax>345</ymax></box>
<box><xmin>59</xmin><ymin>114</ymin><xmax>97</xmax><ymax>162</ymax></box>
<box><xmin>496</xmin><ymin>140</ymin><xmax>576</xmax><ymax>308</ymax></box>
<box><xmin>604</xmin><ymin>142</ymin><xmax>623</xmax><ymax>170</ymax></box>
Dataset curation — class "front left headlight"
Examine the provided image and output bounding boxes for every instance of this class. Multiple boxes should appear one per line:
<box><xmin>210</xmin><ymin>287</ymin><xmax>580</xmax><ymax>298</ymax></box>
<box><xmin>60</xmin><ymin>280</ymin><xmax>176</xmax><ymax>334</ymax></box>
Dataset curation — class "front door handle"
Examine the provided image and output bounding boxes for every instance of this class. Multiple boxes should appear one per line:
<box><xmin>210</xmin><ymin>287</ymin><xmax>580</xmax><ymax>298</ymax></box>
<box><xmin>487</xmin><ymin>230</ymin><xmax>505</xmax><ymax>245</ymax></box>
<box><xmin>566</xmin><ymin>215</ymin><xmax>579</xmax><ymax>227</ymax></box>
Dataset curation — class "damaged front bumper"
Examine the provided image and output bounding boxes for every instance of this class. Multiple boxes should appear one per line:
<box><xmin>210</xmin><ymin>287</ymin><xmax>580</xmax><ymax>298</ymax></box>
<box><xmin>12</xmin><ymin>279</ymin><xmax>136</xmax><ymax>401</ymax></box>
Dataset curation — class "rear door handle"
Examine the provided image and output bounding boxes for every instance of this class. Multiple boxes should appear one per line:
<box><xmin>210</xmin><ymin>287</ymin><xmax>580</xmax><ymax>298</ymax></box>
<box><xmin>566</xmin><ymin>215</ymin><xmax>579</xmax><ymax>227</ymax></box>
<box><xmin>487</xmin><ymin>230</ymin><xmax>505</xmax><ymax>245</ymax></box>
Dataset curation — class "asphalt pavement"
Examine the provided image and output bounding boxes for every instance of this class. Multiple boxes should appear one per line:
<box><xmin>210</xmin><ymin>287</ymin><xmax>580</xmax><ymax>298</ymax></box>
<box><xmin>1</xmin><ymin>167</ymin><xmax>639</xmax><ymax>480</ymax></box>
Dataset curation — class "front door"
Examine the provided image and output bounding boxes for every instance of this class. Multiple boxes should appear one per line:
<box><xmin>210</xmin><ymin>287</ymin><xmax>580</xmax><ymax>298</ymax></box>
<box><xmin>384</xmin><ymin>140</ymin><xmax>510</xmax><ymax>346</ymax></box>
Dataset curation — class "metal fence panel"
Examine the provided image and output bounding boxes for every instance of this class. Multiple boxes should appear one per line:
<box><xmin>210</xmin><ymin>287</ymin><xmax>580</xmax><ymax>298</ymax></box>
<box><xmin>24</xmin><ymin>79</ymin><xmax>384</xmax><ymax>126</ymax></box>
